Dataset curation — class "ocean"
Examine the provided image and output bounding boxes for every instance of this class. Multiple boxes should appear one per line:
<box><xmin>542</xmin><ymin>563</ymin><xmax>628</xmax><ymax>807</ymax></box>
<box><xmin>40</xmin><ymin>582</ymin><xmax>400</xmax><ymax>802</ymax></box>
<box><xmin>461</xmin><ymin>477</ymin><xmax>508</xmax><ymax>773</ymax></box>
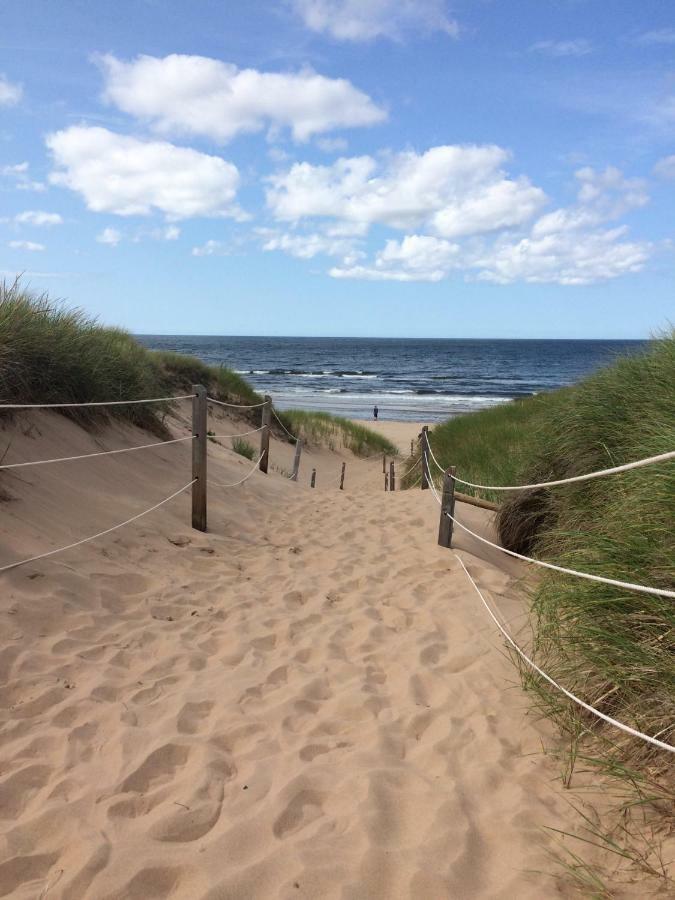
<box><xmin>137</xmin><ymin>336</ymin><xmax>647</xmax><ymax>422</ymax></box>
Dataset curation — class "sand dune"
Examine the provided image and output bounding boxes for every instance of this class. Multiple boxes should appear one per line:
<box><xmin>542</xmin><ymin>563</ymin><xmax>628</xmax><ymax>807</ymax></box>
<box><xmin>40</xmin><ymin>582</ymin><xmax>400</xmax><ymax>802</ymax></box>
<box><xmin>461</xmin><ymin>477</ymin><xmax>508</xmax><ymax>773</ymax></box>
<box><xmin>0</xmin><ymin>406</ymin><xmax>634</xmax><ymax>897</ymax></box>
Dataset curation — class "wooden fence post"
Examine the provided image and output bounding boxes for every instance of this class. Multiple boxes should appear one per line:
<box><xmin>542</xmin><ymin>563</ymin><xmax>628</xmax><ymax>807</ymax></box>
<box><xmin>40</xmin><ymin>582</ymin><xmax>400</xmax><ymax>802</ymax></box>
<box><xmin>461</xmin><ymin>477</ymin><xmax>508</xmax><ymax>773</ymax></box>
<box><xmin>191</xmin><ymin>384</ymin><xmax>207</xmax><ymax>532</ymax></box>
<box><xmin>384</xmin><ymin>472</ymin><xmax>388</xmax><ymax>491</ymax></box>
<box><xmin>291</xmin><ymin>438</ymin><xmax>302</xmax><ymax>482</ymax></box>
<box><xmin>382</xmin><ymin>452</ymin><xmax>386</xmax><ymax>474</ymax></box>
<box><xmin>259</xmin><ymin>395</ymin><xmax>271</xmax><ymax>473</ymax></box>
<box><xmin>421</xmin><ymin>426</ymin><xmax>430</xmax><ymax>490</ymax></box>
<box><xmin>310</xmin><ymin>468</ymin><xmax>316</xmax><ymax>488</ymax></box>
<box><xmin>389</xmin><ymin>460</ymin><xmax>395</xmax><ymax>492</ymax></box>
<box><xmin>438</xmin><ymin>466</ymin><xmax>456</xmax><ymax>548</ymax></box>
<box><xmin>340</xmin><ymin>461</ymin><xmax>346</xmax><ymax>490</ymax></box>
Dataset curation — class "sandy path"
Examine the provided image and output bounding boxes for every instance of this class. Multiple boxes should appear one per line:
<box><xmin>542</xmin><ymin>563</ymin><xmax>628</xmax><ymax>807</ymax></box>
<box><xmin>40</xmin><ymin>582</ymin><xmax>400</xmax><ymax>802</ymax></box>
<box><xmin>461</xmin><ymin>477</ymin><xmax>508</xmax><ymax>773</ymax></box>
<box><xmin>0</xmin><ymin>409</ymin><xmax>614</xmax><ymax>898</ymax></box>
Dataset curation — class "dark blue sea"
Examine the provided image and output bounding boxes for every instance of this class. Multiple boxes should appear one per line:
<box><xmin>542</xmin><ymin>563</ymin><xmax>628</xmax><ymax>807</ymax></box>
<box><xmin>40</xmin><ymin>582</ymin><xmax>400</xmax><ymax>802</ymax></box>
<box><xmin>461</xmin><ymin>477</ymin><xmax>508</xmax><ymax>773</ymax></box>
<box><xmin>137</xmin><ymin>336</ymin><xmax>647</xmax><ymax>422</ymax></box>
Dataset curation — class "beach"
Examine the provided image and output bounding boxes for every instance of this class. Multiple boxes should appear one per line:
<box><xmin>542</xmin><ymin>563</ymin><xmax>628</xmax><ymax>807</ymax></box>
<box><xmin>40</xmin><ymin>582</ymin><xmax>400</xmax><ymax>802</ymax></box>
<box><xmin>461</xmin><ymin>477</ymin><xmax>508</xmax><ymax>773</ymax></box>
<box><xmin>0</xmin><ymin>404</ymin><xmax>625</xmax><ymax>898</ymax></box>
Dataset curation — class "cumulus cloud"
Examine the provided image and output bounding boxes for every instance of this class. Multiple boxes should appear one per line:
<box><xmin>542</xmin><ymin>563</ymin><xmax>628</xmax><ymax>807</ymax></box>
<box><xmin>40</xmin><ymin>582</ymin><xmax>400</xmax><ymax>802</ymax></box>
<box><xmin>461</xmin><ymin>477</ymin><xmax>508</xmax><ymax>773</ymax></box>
<box><xmin>329</xmin><ymin>165</ymin><xmax>651</xmax><ymax>285</ymax></box>
<box><xmin>98</xmin><ymin>54</ymin><xmax>386</xmax><ymax>143</ymax></box>
<box><xmin>8</xmin><ymin>240</ymin><xmax>45</xmax><ymax>252</ymax></box>
<box><xmin>267</xmin><ymin>145</ymin><xmax>546</xmax><ymax>238</ymax></box>
<box><xmin>529</xmin><ymin>39</ymin><xmax>593</xmax><ymax>57</ymax></box>
<box><xmin>0</xmin><ymin>75</ymin><xmax>22</xmax><ymax>106</ymax></box>
<box><xmin>290</xmin><ymin>0</ymin><xmax>459</xmax><ymax>42</ymax></box>
<box><xmin>46</xmin><ymin>126</ymin><xmax>243</xmax><ymax>220</ymax></box>
<box><xmin>331</xmin><ymin>228</ymin><xmax>650</xmax><ymax>285</ymax></box>
<box><xmin>473</xmin><ymin>228</ymin><xmax>650</xmax><ymax>285</ymax></box>
<box><xmin>96</xmin><ymin>227</ymin><xmax>122</xmax><ymax>246</ymax></box>
<box><xmin>15</xmin><ymin>210</ymin><xmax>63</xmax><ymax>226</ymax></box>
<box><xmin>654</xmin><ymin>154</ymin><xmax>675</xmax><ymax>179</ymax></box>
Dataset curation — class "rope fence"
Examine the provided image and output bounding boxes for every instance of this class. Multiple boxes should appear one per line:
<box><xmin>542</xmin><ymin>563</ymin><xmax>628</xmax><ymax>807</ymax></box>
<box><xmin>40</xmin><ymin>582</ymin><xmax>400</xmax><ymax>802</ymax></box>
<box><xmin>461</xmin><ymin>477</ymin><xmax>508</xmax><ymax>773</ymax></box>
<box><xmin>409</xmin><ymin>421</ymin><xmax>675</xmax><ymax>752</ymax></box>
<box><xmin>0</xmin><ymin>479</ymin><xmax>196</xmax><ymax>574</ymax></box>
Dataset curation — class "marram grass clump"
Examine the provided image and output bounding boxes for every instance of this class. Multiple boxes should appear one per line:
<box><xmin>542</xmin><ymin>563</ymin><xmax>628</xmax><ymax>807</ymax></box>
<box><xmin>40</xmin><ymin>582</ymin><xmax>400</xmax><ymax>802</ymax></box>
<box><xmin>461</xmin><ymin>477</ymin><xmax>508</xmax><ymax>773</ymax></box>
<box><xmin>0</xmin><ymin>282</ymin><xmax>262</xmax><ymax>431</ymax></box>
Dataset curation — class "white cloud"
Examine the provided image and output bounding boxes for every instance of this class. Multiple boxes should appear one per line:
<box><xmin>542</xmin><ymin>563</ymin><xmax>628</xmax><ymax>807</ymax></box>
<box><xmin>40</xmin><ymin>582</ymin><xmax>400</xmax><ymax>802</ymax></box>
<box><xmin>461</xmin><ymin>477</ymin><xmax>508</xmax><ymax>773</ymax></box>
<box><xmin>0</xmin><ymin>75</ymin><xmax>22</xmax><ymax>106</ymax></box>
<box><xmin>291</xmin><ymin>0</ymin><xmax>459</xmax><ymax>42</ymax></box>
<box><xmin>1</xmin><ymin>162</ymin><xmax>45</xmax><ymax>192</ymax></box>
<box><xmin>473</xmin><ymin>228</ymin><xmax>650</xmax><ymax>285</ymax></box>
<box><xmin>15</xmin><ymin>210</ymin><xmax>63</xmax><ymax>226</ymax></box>
<box><xmin>654</xmin><ymin>154</ymin><xmax>675</xmax><ymax>179</ymax></box>
<box><xmin>192</xmin><ymin>239</ymin><xmax>229</xmax><ymax>256</ymax></box>
<box><xmin>261</xmin><ymin>229</ymin><xmax>359</xmax><ymax>260</ymax></box>
<box><xmin>634</xmin><ymin>29</ymin><xmax>675</xmax><ymax>46</ymax></box>
<box><xmin>330</xmin><ymin>227</ymin><xmax>651</xmax><ymax>285</ymax></box>
<box><xmin>532</xmin><ymin>166</ymin><xmax>648</xmax><ymax>237</ymax></box>
<box><xmin>98</xmin><ymin>53</ymin><xmax>386</xmax><ymax>143</ymax></box>
<box><xmin>8</xmin><ymin>240</ymin><xmax>45</xmax><ymax>252</ymax></box>
<box><xmin>267</xmin><ymin>145</ymin><xmax>546</xmax><ymax>237</ymax></box>
<box><xmin>46</xmin><ymin>126</ymin><xmax>243</xmax><ymax>220</ymax></box>
<box><xmin>96</xmin><ymin>227</ymin><xmax>122</xmax><ymax>246</ymax></box>
<box><xmin>529</xmin><ymin>39</ymin><xmax>593</xmax><ymax>57</ymax></box>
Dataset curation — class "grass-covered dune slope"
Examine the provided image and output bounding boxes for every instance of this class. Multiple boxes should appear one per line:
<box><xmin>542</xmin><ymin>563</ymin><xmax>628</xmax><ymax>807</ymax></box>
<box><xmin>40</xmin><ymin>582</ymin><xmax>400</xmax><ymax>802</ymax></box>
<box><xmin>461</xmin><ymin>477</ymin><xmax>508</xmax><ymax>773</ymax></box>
<box><xmin>277</xmin><ymin>409</ymin><xmax>396</xmax><ymax>457</ymax></box>
<box><xmin>0</xmin><ymin>282</ymin><xmax>390</xmax><ymax>456</ymax></box>
<box><xmin>417</xmin><ymin>336</ymin><xmax>675</xmax><ymax>762</ymax></box>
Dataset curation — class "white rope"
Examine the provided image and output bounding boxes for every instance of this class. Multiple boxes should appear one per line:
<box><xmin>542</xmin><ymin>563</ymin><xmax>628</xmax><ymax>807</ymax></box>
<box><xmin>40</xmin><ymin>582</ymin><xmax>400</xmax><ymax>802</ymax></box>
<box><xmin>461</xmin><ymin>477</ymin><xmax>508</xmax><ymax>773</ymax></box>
<box><xmin>426</xmin><ymin>441</ymin><xmax>446</xmax><ymax>474</ymax></box>
<box><xmin>454</xmin><ymin>554</ymin><xmax>674</xmax><ymax>753</ymax></box>
<box><xmin>446</xmin><ymin>511</ymin><xmax>675</xmax><ymax>599</ymax></box>
<box><xmin>0</xmin><ymin>394</ymin><xmax>194</xmax><ymax>409</ymax></box>
<box><xmin>209</xmin><ymin>427</ymin><xmax>264</xmax><ymax>439</ymax></box>
<box><xmin>272</xmin><ymin>409</ymin><xmax>299</xmax><ymax>442</ymax></box>
<box><xmin>0</xmin><ymin>435</ymin><xmax>195</xmax><ymax>470</ymax></box>
<box><xmin>450</xmin><ymin>450</ymin><xmax>675</xmax><ymax>492</ymax></box>
<box><xmin>0</xmin><ymin>479</ymin><xmax>196</xmax><ymax>574</ymax></box>
<box><xmin>403</xmin><ymin>455</ymin><xmax>422</xmax><ymax>476</ymax></box>
<box><xmin>424</xmin><ymin>452</ymin><xmax>443</xmax><ymax>504</ymax></box>
<box><xmin>207</xmin><ymin>396</ymin><xmax>266</xmax><ymax>410</ymax></box>
<box><xmin>210</xmin><ymin>453</ymin><xmax>265</xmax><ymax>488</ymax></box>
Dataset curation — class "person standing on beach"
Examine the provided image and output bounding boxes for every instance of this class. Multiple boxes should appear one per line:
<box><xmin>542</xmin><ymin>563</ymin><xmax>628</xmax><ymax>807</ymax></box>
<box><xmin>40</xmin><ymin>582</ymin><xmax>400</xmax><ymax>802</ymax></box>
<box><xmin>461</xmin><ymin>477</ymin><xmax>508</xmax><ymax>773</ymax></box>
<box><xmin>373</xmin><ymin>405</ymin><xmax>379</xmax><ymax>420</ymax></box>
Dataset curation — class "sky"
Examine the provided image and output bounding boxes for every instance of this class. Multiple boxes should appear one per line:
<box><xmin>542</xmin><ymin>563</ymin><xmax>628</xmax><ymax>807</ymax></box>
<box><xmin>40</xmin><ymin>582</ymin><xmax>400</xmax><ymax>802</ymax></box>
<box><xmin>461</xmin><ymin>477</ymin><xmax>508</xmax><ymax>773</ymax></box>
<box><xmin>1</xmin><ymin>0</ymin><xmax>674</xmax><ymax>339</ymax></box>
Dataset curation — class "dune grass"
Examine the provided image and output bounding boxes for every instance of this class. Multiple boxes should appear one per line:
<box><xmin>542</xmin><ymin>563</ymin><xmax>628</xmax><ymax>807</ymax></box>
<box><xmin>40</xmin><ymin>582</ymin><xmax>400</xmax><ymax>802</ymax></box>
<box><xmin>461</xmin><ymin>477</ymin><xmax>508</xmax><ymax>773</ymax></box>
<box><xmin>276</xmin><ymin>409</ymin><xmax>397</xmax><ymax>457</ymax></box>
<box><xmin>407</xmin><ymin>336</ymin><xmax>675</xmax><ymax>885</ymax></box>
<box><xmin>0</xmin><ymin>282</ymin><xmax>262</xmax><ymax>432</ymax></box>
<box><xmin>497</xmin><ymin>336</ymin><xmax>675</xmax><ymax>764</ymax></box>
<box><xmin>231</xmin><ymin>437</ymin><xmax>256</xmax><ymax>460</ymax></box>
<box><xmin>408</xmin><ymin>336</ymin><xmax>674</xmax><ymax>761</ymax></box>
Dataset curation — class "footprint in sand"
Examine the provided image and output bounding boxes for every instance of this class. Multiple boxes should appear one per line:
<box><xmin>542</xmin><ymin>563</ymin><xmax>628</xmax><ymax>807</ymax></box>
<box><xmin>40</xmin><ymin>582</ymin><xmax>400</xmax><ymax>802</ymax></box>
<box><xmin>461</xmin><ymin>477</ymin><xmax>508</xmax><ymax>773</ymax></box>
<box><xmin>120</xmin><ymin>743</ymin><xmax>190</xmax><ymax>794</ymax></box>
<box><xmin>176</xmin><ymin>700</ymin><xmax>214</xmax><ymax>735</ymax></box>
<box><xmin>272</xmin><ymin>789</ymin><xmax>325</xmax><ymax>839</ymax></box>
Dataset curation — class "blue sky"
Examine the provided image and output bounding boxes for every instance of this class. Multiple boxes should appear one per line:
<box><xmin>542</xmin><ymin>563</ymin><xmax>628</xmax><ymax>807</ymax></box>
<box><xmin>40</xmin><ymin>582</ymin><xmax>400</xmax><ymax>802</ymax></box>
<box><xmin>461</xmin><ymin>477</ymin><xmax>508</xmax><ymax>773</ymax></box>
<box><xmin>1</xmin><ymin>0</ymin><xmax>674</xmax><ymax>338</ymax></box>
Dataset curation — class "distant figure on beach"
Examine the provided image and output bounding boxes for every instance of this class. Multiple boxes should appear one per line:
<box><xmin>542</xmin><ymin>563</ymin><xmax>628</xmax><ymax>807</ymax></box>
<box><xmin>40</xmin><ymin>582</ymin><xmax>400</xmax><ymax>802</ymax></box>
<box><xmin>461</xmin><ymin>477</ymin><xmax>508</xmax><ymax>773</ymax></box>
<box><xmin>373</xmin><ymin>405</ymin><xmax>379</xmax><ymax>420</ymax></box>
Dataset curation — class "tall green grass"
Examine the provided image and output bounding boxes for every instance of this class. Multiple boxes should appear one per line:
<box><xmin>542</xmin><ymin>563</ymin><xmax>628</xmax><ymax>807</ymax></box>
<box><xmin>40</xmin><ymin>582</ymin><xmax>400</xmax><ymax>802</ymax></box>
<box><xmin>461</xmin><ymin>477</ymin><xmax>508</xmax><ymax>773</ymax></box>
<box><xmin>402</xmin><ymin>393</ymin><xmax>565</xmax><ymax>500</ymax></box>
<box><xmin>277</xmin><ymin>409</ymin><xmax>396</xmax><ymax>457</ymax></box>
<box><xmin>498</xmin><ymin>336</ymin><xmax>675</xmax><ymax>763</ymax></box>
<box><xmin>0</xmin><ymin>282</ymin><xmax>262</xmax><ymax>430</ymax></box>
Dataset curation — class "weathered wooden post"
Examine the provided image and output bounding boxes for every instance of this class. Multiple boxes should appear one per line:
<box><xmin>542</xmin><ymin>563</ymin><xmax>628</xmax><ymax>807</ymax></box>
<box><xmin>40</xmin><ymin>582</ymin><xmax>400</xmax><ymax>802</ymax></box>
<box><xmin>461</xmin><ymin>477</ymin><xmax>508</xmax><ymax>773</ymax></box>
<box><xmin>382</xmin><ymin>452</ymin><xmax>386</xmax><ymax>474</ymax></box>
<box><xmin>340</xmin><ymin>461</ymin><xmax>346</xmax><ymax>490</ymax></box>
<box><xmin>438</xmin><ymin>466</ymin><xmax>456</xmax><ymax>548</ymax></box>
<box><xmin>310</xmin><ymin>468</ymin><xmax>316</xmax><ymax>488</ymax></box>
<box><xmin>421</xmin><ymin>425</ymin><xmax>430</xmax><ymax>490</ymax></box>
<box><xmin>259</xmin><ymin>395</ymin><xmax>271</xmax><ymax>473</ymax></box>
<box><xmin>291</xmin><ymin>438</ymin><xmax>302</xmax><ymax>482</ymax></box>
<box><xmin>384</xmin><ymin>472</ymin><xmax>388</xmax><ymax>491</ymax></box>
<box><xmin>191</xmin><ymin>384</ymin><xmax>207</xmax><ymax>532</ymax></box>
<box><xmin>389</xmin><ymin>460</ymin><xmax>395</xmax><ymax>492</ymax></box>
